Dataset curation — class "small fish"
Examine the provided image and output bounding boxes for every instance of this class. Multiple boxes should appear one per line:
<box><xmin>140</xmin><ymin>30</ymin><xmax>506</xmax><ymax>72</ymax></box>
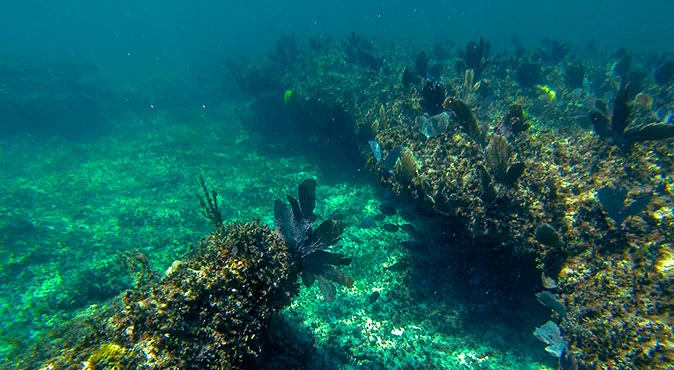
<box><xmin>368</xmin><ymin>140</ymin><xmax>382</xmax><ymax>162</ymax></box>
<box><xmin>372</xmin><ymin>213</ymin><xmax>387</xmax><ymax>221</ymax></box>
<box><xmin>385</xmin><ymin>260</ymin><xmax>410</xmax><ymax>272</ymax></box>
<box><xmin>378</xmin><ymin>203</ymin><xmax>397</xmax><ymax>216</ymax></box>
<box><xmin>536</xmin><ymin>291</ymin><xmax>567</xmax><ymax>318</ymax></box>
<box><xmin>368</xmin><ymin>291</ymin><xmax>380</xmax><ymax>304</ymax></box>
<box><xmin>541</xmin><ymin>272</ymin><xmax>558</xmax><ymax>289</ymax></box>
<box><xmin>359</xmin><ymin>217</ymin><xmax>375</xmax><ymax>229</ymax></box>
<box><xmin>382</xmin><ymin>223</ymin><xmax>400</xmax><ymax>233</ymax></box>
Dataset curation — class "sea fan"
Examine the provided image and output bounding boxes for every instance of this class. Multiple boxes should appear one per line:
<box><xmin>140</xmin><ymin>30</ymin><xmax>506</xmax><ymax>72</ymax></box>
<box><xmin>274</xmin><ymin>179</ymin><xmax>353</xmax><ymax>302</ymax></box>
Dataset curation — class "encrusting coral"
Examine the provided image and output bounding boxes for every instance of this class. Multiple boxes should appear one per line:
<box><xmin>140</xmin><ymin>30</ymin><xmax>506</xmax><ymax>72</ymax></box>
<box><xmin>35</xmin><ymin>179</ymin><xmax>353</xmax><ymax>369</ymax></box>
<box><xmin>225</xmin><ymin>34</ymin><xmax>674</xmax><ymax>369</ymax></box>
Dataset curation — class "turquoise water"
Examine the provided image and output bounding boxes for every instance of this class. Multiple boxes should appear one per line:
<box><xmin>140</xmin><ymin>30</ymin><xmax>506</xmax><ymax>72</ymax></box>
<box><xmin>1</xmin><ymin>1</ymin><xmax>674</xmax><ymax>369</ymax></box>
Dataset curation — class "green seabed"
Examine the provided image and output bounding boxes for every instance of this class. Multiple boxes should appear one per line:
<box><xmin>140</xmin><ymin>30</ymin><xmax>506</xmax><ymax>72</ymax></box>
<box><xmin>0</xmin><ymin>101</ymin><xmax>554</xmax><ymax>369</ymax></box>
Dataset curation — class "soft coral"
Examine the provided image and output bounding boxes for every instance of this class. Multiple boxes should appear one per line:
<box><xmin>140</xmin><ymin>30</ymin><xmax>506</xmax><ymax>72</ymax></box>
<box><xmin>274</xmin><ymin>179</ymin><xmax>353</xmax><ymax>302</ymax></box>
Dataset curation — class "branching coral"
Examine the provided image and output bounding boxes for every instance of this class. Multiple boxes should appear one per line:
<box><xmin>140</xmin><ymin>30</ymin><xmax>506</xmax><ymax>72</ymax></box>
<box><xmin>197</xmin><ymin>175</ymin><xmax>224</xmax><ymax>228</ymax></box>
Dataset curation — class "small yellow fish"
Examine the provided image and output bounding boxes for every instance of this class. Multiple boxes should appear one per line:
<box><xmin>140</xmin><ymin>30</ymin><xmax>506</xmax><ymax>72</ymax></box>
<box><xmin>536</xmin><ymin>85</ymin><xmax>556</xmax><ymax>101</ymax></box>
<box><xmin>283</xmin><ymin>90</ymin><xmax>293</xmax><ymax>104</ymax></box>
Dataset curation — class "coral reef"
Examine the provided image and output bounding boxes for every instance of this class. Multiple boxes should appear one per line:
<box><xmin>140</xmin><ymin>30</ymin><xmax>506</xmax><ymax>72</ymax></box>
<box><xmin>37</xmin><ymin>221</ymin><xmax>300</xmax><ymax>369</ymax></box>
<box><xmin>27</xmin><ymin>176</ymin><xmax>356</xmax><ymax>368</ymax></box>
<box><xmin>19</xmin><ymin>34</ymin><xmax>673</xmax><ymax>369</ymax></box>
<box><xmin>589</xmin><ymin>83</ymin><xmax>674</xmax><ymax>144</ymax></box>
<box><xmin>227</xmin><ymin>35</ymin><xmax>674</xmax><ymax>369</ymax></box>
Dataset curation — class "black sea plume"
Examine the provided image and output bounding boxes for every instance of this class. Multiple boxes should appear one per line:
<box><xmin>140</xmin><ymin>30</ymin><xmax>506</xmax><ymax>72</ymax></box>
<box><xmin>274</xmin><ymin>179</ymin><xmax>353</xmax><ymax>302</ymax></box>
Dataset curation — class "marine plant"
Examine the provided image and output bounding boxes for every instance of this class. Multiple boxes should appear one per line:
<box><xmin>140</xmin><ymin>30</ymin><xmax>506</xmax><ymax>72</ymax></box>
<box><xmin>402</xmin><ymin>66</ymin><xmax>420</xmax><ymax>88</ymax></box>
<box><xmin>589</xmin><ymin>83</ymin><xmax>674</xmax><ymax>144</ymax></box>
<box><xmin>484</xmin><ymin>134</ymin><xmax>524</xmax><ymax>187</ymax></box>
<box><xmin>515</xmin><ymin>63</ymin><xmax>541</xmax><ymax>89</ymax></box>
<box><xmin>273</xmin><ymin>33</ymin><xmax>301</xmax><ymax>66</ymax></box>
<box><xmin>613</xmin><ymin>47</ymin><xmax>631</xmax><ymax>79</ymax></box>
<box><xmin>393</xmin><ymin>148</ymin><xmax>419</xmax><ymax>185</ymax></box>
<box><xmin>415</xmin><ymin>51</ymin><xmax>429</xmax><ymax>77</ymax></box>
<box><xmin>274</xmin><ymin>179</ymin><xmax>354</xmax><ymax>302</ymax></box>
<box><xmin>458</xmin><ymin>37</ymin><xmax>490</xmax><ymax>80</ymax></box>
<box><xmin>344</xmin><ymin>31</ymin><xmax>382</xmax><ymax>70</ymax></box>
<box><xmin>597</xmin><ymin>185</ymin><xmax>652</xmax><ymax>225</ymax></box>
<box><xmin>494</xmin><ymin>104</ymin><xmax>530</xmax><ymax>138</ymax></box>
<box><xmin>198</xmin><ymin>175</ymin><xmax>224</xmax><ymax>228</ymax></box>
<box><xmin>564</xmin><ymin>62</ymin><xmax>585</xmax><ymax>89</ymax></box>
<box><xmin>442</xmin><ymin>96</ymin><xmax>485</xmax><ymax>145</ymax></box>
<box><xmin>421</xmin><ymin>81</ymin><xmax>446</xmax><ymax>115</ymax></box>
<box><xmin>536</xmin><ymin>39</ymin><xmax>569</xmax><ymax>65</ymax></box>
<box><xmin>533</xmin><ymin>321</ymin><xmax>568</xmax><ymax>358</ymax></box>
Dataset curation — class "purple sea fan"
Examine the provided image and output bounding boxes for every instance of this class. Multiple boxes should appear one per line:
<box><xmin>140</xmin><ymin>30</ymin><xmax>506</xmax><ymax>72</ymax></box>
<box><xmin>274</xmin><ymin>179</ymin><xmax>353</xmax><ymax>302</ymax></box>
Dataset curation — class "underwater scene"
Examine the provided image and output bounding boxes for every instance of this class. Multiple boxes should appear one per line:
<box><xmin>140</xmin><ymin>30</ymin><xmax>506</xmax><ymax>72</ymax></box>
<box><xmin>1</xmin><ymin>1</ymin><xmax>674</xmax><ymax>369</ymax></box>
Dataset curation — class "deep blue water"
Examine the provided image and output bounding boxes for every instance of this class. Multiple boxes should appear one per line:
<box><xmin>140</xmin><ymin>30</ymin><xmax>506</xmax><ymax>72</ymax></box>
<box><xmin>2</xmin><ymin>1</ymin><xmax>672</xmax><ymax>91</ymax></box>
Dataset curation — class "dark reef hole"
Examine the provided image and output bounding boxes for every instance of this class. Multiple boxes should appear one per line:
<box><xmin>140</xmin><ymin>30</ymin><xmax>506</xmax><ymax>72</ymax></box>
<box><xmin>248</xmin><ymin>94</ymin><xmax>366</xmax><ymax>182</ymax></box>
<box><xmin>396</xmin><ymin>202</ymin><xmax>549</xmax><ymax>351</ymax></box>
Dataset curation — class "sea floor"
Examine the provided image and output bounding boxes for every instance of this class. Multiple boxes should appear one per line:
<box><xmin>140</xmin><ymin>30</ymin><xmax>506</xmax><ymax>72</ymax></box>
<box><xmin>0</xmin><ymin>100</ymin><xmax>555</xmax><ymax>369</ymax></box>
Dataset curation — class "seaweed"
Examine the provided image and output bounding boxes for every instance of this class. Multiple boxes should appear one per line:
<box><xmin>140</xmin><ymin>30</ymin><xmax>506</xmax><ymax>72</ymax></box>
<box><xmin>588</xmin><ymin>83</ymin><xmax>674</xmax><ymax>144</ymax></box>
<box><xmin>533</xmin><ymin>321</ymin><xmax>568</xmax><ymax>358</ymax></box>
<box><xmin>274</xmin><ymin>179</ymin><xmax>353</xmax><ymax>302</ymax></box>
<box><xmin>537</xmin><ymin>39</ymin><xmax>569</xmax><ymax>65</ymax></box>
<box><xmin>459</xmin><ymin>38</ymin><xmax>490</xmax><ymax>80</ymax></box>
<box><xmin>402</xmin><ymin>66</ymin><xmax>420</xmax><ymax>88</ymax></box>
<box><xmin>198</xmin><ymin>175</ymin><xmax>224</xmax><ymax>228</ymax></box>
<box><xmin>272</xmin><ymin>33</ymin><xmax>300</xmax><ymax>66</ymax></box>
<box><xmin>494</xmin><ymin>104</ymin><xmax>530</xmax><ymax>138</ymax></box>
<box><xmin>613</xmin><ymin>48</ymin><xmax>631</xmax><ymax>79</ymax></box>
<box><xmin>442</xmin><ymin>96</ymin><xmax>485</xmax><ymax>145</ymax></box>
<box><xmin>421</xmin><ymin>81</ymin><xmax>446</xmax><ymax>115</ymax></box>
<box><xmin>597</xmin><ymin>185</ymin><xmax>652</xmax><ymax>225</ymax></box>
<box><xmin>415</xmin><ymin>51</ymin><xmax>429</xmax><ymax>77</ymax></box>
<box><xmin>344</xmin><ymin>32</ymin><xmax>382</xmax><ymax>70</ymax></box>
<box><xmin>515</xmin><ymin>63</ymin><xmax>541</xmax><ymax>89</ymax></box>
<box><xmin>564</xmin><ymin>62</ymin><xmax>585</xmax><ymax>89</ymax></box>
